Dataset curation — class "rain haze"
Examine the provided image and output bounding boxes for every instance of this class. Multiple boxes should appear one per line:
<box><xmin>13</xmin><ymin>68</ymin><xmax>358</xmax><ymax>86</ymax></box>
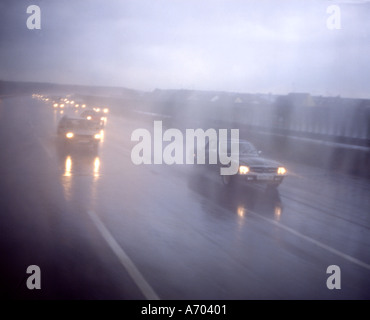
<box><xmin>0</xmin><ymin>0</ymin><xmax>370</xmax><ymax>303</ymax></box>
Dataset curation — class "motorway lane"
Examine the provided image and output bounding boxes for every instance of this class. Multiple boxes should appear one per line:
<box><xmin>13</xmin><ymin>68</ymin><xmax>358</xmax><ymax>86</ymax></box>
<box><xmin>95</xmin><ymin>106</ymin><xmax>370</xmax><ymax>299</ymax></box>
<box><xmin>94</xmin><ymin>122</ymin><xmax>370</xmax><ymax>299</ymax></box>
<box><xmin>0</xmin><ymin>97</ymin><xmax>146</xmax><ymax>299</ymax></box>
<box><xmin>1</xmin><ymin>96</ymin><xmax>370</xmax><ymax>299</ymax></box>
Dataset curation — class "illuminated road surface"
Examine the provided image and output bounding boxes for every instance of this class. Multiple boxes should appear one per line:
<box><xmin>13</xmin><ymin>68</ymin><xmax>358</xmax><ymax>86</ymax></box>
<box><xmin>0</xmin><ymin>96</ymin><xmax>369</xmax><ymax>299</ymax></box>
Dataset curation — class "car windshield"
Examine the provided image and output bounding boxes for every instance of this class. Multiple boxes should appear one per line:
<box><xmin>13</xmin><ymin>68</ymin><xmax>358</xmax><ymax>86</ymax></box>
<box><xmin>220</xmin><ymin>141</ymin><xmax>259</xmax><ymax>156</ymax></box>
<box><xmin>81</xmin><ymin>111</ymin><xmax>95</xmax><ymax>116</ymax></box>
<box><xmin>238</xmin><ymin>142</ymin><xmax>259</xmax><ymax>156</ymax></box>
<box><xmin>65</xmin><ymin>119</ymin><xmax>99</xmax><ymax>130</ymax></box>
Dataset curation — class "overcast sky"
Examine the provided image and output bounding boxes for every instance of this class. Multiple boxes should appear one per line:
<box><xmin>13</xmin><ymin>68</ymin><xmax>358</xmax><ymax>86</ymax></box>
<box><xmin>0</xmin><ymin>0</ymin><xmax>369</xmax><ymax>98</ymax></box>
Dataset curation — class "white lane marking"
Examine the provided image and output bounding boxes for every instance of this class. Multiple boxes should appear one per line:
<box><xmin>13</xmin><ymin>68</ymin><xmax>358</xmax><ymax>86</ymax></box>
<box><xmin>248</xmin><ymin>210</ymin><xmax>370</xmax><ymax>271</ymax></box>
<box><xmin>87</xmin><ymin>210</ymin><xmax>160</xmax><ymax>300</ymax></box>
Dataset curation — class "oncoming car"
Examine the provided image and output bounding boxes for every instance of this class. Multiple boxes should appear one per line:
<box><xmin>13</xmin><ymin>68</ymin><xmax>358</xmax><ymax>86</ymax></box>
<box><xmin>203</xmin><ymin>139</ymin><xmax>287</xmax><ymax>189</ymax></box>
<box><xmin>80</xmin><ymin>109</ymin><xmax>107</xmax><ymax>129</ymax></box>
<box><xmin>52</xmin><ymin>101</ymin><xmax>65</xmax><ymax>109</ymax></box>
<box><xmin>57</xmin><ymin>116</ymin><xmax>103</xmax><ymax>149</ymax></box>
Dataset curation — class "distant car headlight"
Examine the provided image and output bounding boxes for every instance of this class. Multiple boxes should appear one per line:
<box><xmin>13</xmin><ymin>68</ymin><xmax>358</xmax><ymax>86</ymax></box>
<box><xmin>94</xmin><ymin>133</ymin><xmax>101</xmax><ymax>140</ymax></box>
<box><xmin>239</xmin><ymin>165</ymin><xmax>250</xmax><ymax>174</ymax></box>
<box><xmin>87</xmin><ymin>116</ymin><xmax>92</xmax><ymax>120</ymax></box>
<box><xmin>53</xmin><ymin>103</ymin><xmax>58</xmax><ymax>108</ymax></box>
<box><xmin>60</xmin><ymin>104</ymin><xmax>64</xmax><ymax>108</ymax></box>
<box><xmin>66</xmin><ymin>132</ymin><xmax>74</xmax><ymax>139</ymax></box>
<box><xmin>103</xmin><ymin>108</ymin><xmax>109</xmax><ymax>113</ymax></box>
<box><xmin>277</xmin><ymin>167</ymin><xmax>287</xmax><ymax>175</ymax></box>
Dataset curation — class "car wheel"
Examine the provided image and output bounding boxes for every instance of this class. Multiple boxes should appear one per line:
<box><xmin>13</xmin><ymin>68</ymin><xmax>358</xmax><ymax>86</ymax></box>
<box><xmin>222</xmin><ymin>174</ymin><xmax>234</xmax><ymax>186</ymax></box>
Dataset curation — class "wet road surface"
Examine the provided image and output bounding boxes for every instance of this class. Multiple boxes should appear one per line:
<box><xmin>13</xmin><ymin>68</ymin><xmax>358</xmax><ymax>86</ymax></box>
<box><xmin>0</xmin><ymin>96</ymin><xmax>369</xmax><ymax>299</ymax></box>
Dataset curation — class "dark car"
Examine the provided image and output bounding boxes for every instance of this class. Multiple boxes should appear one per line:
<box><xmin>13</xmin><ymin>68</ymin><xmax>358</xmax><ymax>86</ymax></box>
<box><xmin>80</xmin><ymin>109</ymin><xmax>106</xmax><ymax>128</ymax></box>
<box><xmin>201</xmin><ymin>139</ymin><xmax>287</xmax><ymax>189</ymax></box>
<box><xmin>57</xmin><ymin>116</ymin><xmax>102</xmax><ymax>149</ymax></box>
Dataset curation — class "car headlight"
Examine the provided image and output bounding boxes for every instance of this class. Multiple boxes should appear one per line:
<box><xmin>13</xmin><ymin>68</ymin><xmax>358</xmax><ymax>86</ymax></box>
<box><xmin>103</xmin><ymin>108</ymin><xmax>109</xmax><ymax>113</ymax></box>
<box><xmin>94</xmin><ymin>133</ymin><xmax>101</xmax><ymax>140</ymax></box>
<box><xmin>239</xmin><ymin>165</ymin><xmax>250</xmax><ymax>174</ymax></box>
<box><xmin>87</xmin><ymin>116</ymin><xmax>92</xmax><ymax>120</ymax></box>
<box><xmin>53</xmin><ymin>103</ymin><xmax>58</xmax><ymax>108</ymax></box>
<box><xmin>277</xmin><ymin>167</ymin><xmax>287</xmax><ymax>175</ymax></box>
<box><xmin>66</xmin><ymin>132</ymin><xmax>74</xmax><ymax>139</ymax></box>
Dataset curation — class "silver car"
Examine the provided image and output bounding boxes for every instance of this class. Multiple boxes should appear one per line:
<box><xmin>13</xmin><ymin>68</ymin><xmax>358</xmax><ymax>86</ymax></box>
<box><xmin>204</xmin><ymin>139</ymin><xmax>287</xmax><ymax>189</ymax></box>
<box><xmin>57</xmin><ymin>116</ymin><xmax>102</xmax><ymax>149</ymax></box>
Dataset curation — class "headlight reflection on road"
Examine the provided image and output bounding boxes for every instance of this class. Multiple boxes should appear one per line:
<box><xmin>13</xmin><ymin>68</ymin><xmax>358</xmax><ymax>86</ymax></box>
<box><xmin>63</xmin><ymin>155</ymin><xmax>101</xmax><ymax>178</ymax></box>
<box><xmin>274</xmin><ymin>204</ymin><xmax>283</xmax><ymax>221</ymax></box>
<box><xmin>237</xmin><ymin>205</ymin><xmax>246</xmax><ymax>218</ymax></box>
<box><xmin>236</xmin><ymin>205</ymin><xmax>247</xmax><ymax>230</ymax></box>
<box><xmin>93</xmin><ymin>157</ymin><xmax>100</xmax><ymax>178</ymax></box>
<box><xmin>60</xmin><ymin>153</ymin><xmax>102</xmax><ymax>204</ymax></box>
<box><xmin>64</xmin><ymin>155</ymin><xmax>72</xmax><ymax>177</ymax></box>
<box><xmin>62</xmin><ymin>155</ymin><xmax>73</xmax><ymax>202</ymax></box>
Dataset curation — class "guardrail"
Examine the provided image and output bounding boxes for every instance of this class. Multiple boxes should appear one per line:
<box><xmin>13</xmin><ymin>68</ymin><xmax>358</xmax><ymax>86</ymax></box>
<box><xmin>78</xmin><ymin>93</ymin><xmax>370</xmax><ymax>178</ymax></box>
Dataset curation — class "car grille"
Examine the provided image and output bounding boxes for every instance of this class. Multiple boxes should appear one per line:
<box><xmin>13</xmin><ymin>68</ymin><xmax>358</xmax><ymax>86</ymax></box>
<box><xmin>73</xmin><ymin>134</ymin><xmax>94</xmax><ymax>142</ymax></box>
<box><xmin>75</xmin><ymin>134</ymin><xmax>93</xmax><ymax>138</ymax></box>
<box><xmin>250</xmin><ymin>167</ymin><xmax>277</xmax><ymax>173</ymax></box>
